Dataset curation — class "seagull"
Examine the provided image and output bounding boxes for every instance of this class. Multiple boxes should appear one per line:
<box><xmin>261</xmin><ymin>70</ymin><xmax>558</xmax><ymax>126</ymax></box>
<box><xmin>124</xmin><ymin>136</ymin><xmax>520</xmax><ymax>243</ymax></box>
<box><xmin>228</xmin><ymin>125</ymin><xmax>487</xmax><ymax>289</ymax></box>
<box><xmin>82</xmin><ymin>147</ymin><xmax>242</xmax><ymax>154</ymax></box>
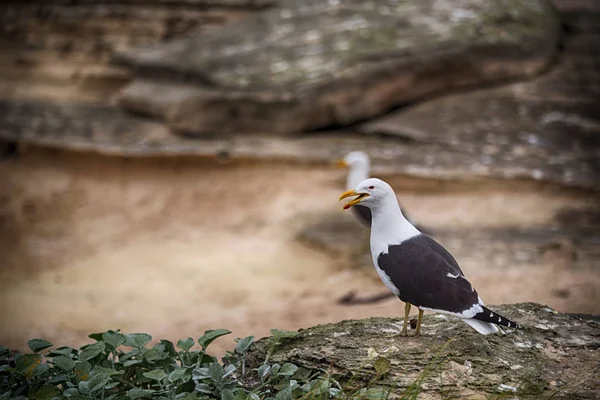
<box><xmin>339</xmin><ymin>178</ymin><xmax>519</xmax><ymax>335</ymax></box>
<box><xmin>335</xmin><ymin>151</ymin><xmax>432</xmax><ymax>234</ymax></box>
<box><xmin>335</xmin><ymin>151</ymin><xmax>372</xmax><ymax>228</ymax></box>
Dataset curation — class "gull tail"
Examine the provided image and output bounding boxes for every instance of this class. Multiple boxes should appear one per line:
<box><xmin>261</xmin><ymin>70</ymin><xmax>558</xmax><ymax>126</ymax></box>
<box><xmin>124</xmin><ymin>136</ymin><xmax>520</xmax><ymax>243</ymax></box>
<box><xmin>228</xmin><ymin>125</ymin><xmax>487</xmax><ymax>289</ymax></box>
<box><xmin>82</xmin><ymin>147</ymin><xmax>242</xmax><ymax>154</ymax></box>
<box><xmin>463</xmin><ymin>318</ymin><xmax>500</xmax><ymax>335</ymax></box>
<box><xmin>474</xmin><ymin>306</ymin><xmax>520</xmax><ymax>329</ymax></box>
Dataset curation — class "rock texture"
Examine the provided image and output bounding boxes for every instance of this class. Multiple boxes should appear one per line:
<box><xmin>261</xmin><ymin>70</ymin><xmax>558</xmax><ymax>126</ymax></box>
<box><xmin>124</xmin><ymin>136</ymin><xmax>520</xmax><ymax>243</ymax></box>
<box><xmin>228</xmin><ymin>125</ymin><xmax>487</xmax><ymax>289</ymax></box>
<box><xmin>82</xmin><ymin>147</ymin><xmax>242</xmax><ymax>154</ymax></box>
<box><xmin>0</xmin><ymin>0</ymin><xmax>598</xmax><ymax>190</ymax></box>
<box><xmin>359</xmin><ymin>26</ymin><xmax>600</xmax><ymax>190</ymax></box>
<box><xmin>245</xmin><ymin>303</ymin><xmax>600</xmax><ymax>399</ymax></box>
<box><xmin>115</xmin><ymin>0</ymin><xmax>561</xmax><ymax>135</ymax></box>
<box><xmin>0</xmin><ymin>0</ymin><xmax>270</xmax><ymax>103</ymax></box>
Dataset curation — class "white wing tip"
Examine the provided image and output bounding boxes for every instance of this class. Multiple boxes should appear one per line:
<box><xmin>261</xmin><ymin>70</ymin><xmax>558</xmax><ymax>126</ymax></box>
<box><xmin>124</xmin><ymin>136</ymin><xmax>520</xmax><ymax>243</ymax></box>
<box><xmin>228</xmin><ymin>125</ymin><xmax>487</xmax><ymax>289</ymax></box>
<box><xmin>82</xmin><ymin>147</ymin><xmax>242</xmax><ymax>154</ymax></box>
<box><xmin>463</xmin><ymin>318</ymin><xmax>500</xmax><ymax>335</ymax></box>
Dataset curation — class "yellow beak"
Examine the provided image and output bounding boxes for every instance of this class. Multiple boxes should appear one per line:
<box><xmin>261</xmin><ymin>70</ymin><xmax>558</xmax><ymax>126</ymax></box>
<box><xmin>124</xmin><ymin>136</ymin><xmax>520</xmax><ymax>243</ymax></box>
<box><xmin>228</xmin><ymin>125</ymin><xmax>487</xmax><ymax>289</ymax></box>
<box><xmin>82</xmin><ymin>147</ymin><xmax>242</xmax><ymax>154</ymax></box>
<box><xmin>334</xmin><ymin>159</ymin><xmax>348</xmax><ymax>168</ymax></box>
<box><xmin>338</xmin><ymin>189</ymin><xmax>369</xmax><ymax>210</ymax></box>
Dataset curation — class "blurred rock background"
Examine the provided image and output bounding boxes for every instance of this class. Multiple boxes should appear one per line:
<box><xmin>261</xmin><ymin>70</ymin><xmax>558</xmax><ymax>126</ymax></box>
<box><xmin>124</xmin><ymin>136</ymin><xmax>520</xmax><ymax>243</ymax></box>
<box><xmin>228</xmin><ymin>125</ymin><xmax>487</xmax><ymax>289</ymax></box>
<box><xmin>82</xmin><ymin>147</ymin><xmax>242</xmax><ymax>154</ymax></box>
<box><xmin>0</xmin><ymin>0</ymin><xmax>598</xmax><ymax>354</ymax></box>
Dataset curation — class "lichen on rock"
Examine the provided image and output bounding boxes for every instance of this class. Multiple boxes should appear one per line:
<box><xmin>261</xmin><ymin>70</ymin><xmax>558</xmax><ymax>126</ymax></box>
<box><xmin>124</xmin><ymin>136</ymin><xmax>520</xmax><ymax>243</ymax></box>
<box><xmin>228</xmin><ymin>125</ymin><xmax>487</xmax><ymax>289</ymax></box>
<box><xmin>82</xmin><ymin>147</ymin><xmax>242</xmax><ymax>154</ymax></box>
<box><xmin>244</xmin><ymin>303</ymin><xmax>600</xmax><ymax>399</ymax></box>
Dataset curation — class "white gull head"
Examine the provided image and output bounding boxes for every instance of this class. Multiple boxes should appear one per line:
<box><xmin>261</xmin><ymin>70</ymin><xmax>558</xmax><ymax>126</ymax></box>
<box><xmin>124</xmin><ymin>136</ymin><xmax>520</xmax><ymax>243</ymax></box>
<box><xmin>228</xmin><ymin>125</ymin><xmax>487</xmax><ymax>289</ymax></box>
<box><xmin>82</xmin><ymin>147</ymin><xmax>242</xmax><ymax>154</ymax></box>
<box><xmin>339</xmin><ymin>151</ymin><xmax>370</xmax><ymax>190</ymax></box>
<box><xmin>339</xmin><ymin>178</ymin><xmax>420</xmax><ymax>252</ymax></box>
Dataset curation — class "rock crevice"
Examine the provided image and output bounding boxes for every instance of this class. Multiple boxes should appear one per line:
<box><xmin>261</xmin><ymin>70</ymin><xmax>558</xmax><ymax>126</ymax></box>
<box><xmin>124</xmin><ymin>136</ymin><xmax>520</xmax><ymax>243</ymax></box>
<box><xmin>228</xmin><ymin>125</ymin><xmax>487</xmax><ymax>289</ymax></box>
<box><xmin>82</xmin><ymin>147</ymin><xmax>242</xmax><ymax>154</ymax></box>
<box><xmin>115</xmin><ymin>0</ymin><xmax>561</xmax><ymax>135</ymax></box>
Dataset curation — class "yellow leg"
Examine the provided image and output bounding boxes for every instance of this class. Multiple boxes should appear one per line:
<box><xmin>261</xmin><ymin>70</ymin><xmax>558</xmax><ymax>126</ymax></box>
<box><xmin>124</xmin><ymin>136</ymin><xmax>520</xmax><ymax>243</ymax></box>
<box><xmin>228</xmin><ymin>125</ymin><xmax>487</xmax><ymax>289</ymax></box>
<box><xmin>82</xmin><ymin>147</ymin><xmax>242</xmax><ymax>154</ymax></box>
<box><xmin>401</xmin><ymin>302</ymin><xmax>411</xmax><ymax>336</ymax></box>
<box><xmin>415</xmin><ymin>309</ymin><xmax>424</xmax><ymax>335</ymax></box>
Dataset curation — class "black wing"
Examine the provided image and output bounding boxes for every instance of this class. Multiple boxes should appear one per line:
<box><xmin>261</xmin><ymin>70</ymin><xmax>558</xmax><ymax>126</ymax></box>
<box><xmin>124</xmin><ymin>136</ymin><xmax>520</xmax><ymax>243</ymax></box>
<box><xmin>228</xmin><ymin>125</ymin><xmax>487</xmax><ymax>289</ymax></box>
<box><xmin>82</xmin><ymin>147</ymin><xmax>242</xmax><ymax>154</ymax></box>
<box><xmin>377</xmin><ymin>235</ymin><xmax>478</xmax><ymax>313</ymax></box>
<box><xmin>418</xmin><ymin>235</ymin><xmax>466</xmax><ymax>277</ymax></box>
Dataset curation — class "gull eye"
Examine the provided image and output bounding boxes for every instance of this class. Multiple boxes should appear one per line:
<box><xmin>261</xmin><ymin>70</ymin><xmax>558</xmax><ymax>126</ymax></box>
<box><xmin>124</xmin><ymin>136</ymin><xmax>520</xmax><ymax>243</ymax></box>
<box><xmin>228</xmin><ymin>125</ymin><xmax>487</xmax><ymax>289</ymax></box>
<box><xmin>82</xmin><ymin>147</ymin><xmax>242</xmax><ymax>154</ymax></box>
<box><xmin>368</xmin><ymin>185</ymin><xmax>375</xmax><ymax>190</ymax></box>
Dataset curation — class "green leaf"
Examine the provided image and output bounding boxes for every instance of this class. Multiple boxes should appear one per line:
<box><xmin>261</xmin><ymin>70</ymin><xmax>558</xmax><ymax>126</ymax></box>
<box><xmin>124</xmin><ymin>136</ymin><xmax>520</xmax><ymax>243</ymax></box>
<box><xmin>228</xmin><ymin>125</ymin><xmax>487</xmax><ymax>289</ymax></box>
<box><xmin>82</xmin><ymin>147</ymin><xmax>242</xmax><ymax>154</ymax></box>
<box><xmin>79</xmin><ymin>341</ymin><xmax>106</xmax><ymax>361</ymax></box>
<box><xmin>88</xmin><ymin>332</ymin><xmax>104</xmax><ymax>342</ymax></box>
<box><xmin>199</xmin><ymin>353</ymin><xmax>217</xmax><ymax>366</ymax></box>
<box><xmin>316</xmin><ymin>379</ymin><xmax>331</xmax><ymax>395</ymax></box>
<box><xmin>125</xmin><ymin>334</ymin><xmax>152</xmax><ymax>349</ymax></box>
<box><xmin>63</xmin><ymin>388</ymin><xmax>80</xmax><ymax>397</ymax></box>
<box><xmin>123</xmin><ymin>360</ymin><xmax>142</xmax><ymax>367</ymax></box>
<box><xmin>152</xmin><ymin>357</ymin><xmax>173</xmax><ymax>369</ymax></box>
<box><xmin>34</xmin><ymin>362</ymin><xmax>50</xmax><ymax>378</ymax></box>
<box><xmin>168</xmin><ymin>368</ymin><xmax>187</xmax><ymax>383</ymax></box>
<box><xmin>15</xmin><ymin>353</ymin><xmax>42</xmax><ymax>377</ymax></box>
<box><xmin>270</xmin><ymin>329</ymin><xmax>299</xmax><ymax>342</ymax></box>
<box><xmin>176</xmin><ymin>380</ymin><xmax>195</xmax><ymax>394</ymax></box>
<box><xmin>142</xmin><ymin>348</ymin><xmax>163</xmax><ymax>362</ymax></box>
<box><xmin>119</xmin><ymin>348</ymin><xmax>140</xmax><ymax>361</ymax></box>
<box><xmin>208</xmin><ymin>362</ymin><xmax>223</xmax><ymax>382</ymax></box>
<box><xmin>135</xmin><ymin>369</ymin><xmax>156</xmax><ymax>384</ymax></box>
<box><xmin>126</xmin><ymin>388</ymin><xmax>155</xmax><ymax>399</ymax></box>
<box><xmin>74</xmin><ymin>360</ymin><xmax>92</xmax><ymax>382</ymax></box>
<box><xmin>54</xmin><ymin>355</ymin><xmax>75</xmax><ymax>371</ymax></box>
<box><xmin>235</xmin><ymin>336</ymin><xmax>254</xmax><ymax>355</ymax></box>
<box><xmin>274</xmin><ymin>386</ymin><xmax>294</xmax><ymax>400</ymax></box>
<box><xmin>160</xmin><ymin>339</ymin><xmax>178</xmax><ymax>357</ymax></box>
<box><xmin>88</xmin><ymin>373</ymin><xmax>111</xmax><ymax>392</ymax></box>
<box><xmin>48</xmin><ymin>346</ymin><xmax>76</xmax><ymax>357</ymax></box>
<box><xmin>195</xmin><ymin>383</ymin><xmax>212</xmax><ymax>394</ymax></box>
<box><xmin>106</xmin><ymin>381</ymin><xmax>120</xmax><ymax>390</ymax></box>
<box><xmin>197</xmin><ymin>329</ymin><xmax>231</xmax><ymax>350</ymax></box>
<box><xmin>176</xmin><ymin>394</ymin><xmax>199</xmax><ymax>400</ymax></box>
<box><xmin>356</xmin><ymin>388</ymin><xmax>390</xmax><ymax>399</ymax></box>
<box><xmin>33</xmin><ymin>385</ymin><xmax>60</xmax><ymax>400</ymax></box>
<box><xmin>103</xmin><ymin>331</ymin><xmax>126</xmax><ymax>349</ymax></box>
<box><xmin>258</xmin><ymin>364</ymin><xmax>270</xmax><ymax>380</ymax></box>
<box><xmin>78</xmin><ymin>381</ymin><xmax>91</xmax><ymax>396</ymax></box>
<box><xmin>293</xmin><ymin>366</ymin><xmax>312</xmax><ymax>381</ymax></box>
<box><xmin>193</xmin><ymin>367</ymin><xmax>210</xmax><ymax>380</ymax></box>
<box><xmin>177</xmin><ymin>337</ymin><xmax>194</xmax><ymax>352</ymax></box>
<box><xmin>374</xmin><ymin>357</ymin><xmax>391</xmax><ymax>375</ymax></box>
<box><xmin>278</xmin><ymin>363</ymin><xmax>298</xmax><ymax>376</ymax></box>
<box><xmin>143</xmin><ymin>369</ymin><xmax>166</xmax><ymax>382</ymax></box>
<box><xmin>221</xmin><ymin>389</ymin><xmax>235</xmax><ymax>400</ymax></box>
<box><xmin>302</xmin><ymin>379</ymin><xmax>329</xmax><ymax>396</ymax></box>
<box><xmin>28</xmin><ymin>339</ymin><xmax>53</xmax><ymax>353</ymax></box>
<box><xmin>270</xmin><ymin>364</ymin><xmax>281</xmax><ymax>376</ymax></box>
<box><xmin>222</xmin><ymin>364</ymin><xmax>236</xmax><ymax>379</ymax></box>
<box><xmin>94</xmin><ymin>366</ymin><xmax>125</xmax><ymax>376</ymax></box>
<box><xmin>49</xmin><ymin>373</ymin><xmax>70</xmax><ymax>384</ymax></box>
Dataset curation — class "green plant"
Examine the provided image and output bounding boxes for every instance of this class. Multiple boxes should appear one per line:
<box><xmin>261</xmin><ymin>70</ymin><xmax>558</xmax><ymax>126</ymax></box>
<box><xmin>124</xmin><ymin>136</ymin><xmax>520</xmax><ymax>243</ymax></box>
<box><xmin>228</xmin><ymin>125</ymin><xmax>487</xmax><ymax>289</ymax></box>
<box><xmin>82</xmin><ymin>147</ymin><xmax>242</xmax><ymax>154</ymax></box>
<box><xmin>0</xmin><ymin>329</ymin><xmax>375</xmax><ymax>400</ymax></box>
<box><xmin>0</xmin><ymin>328</ymin><xmax>413</xmax><ymax>400</ymax></box>
<box><xmin>1</xmin><ymin>329</ymin><xmax>234</xmax><ymax>400</ymax></box>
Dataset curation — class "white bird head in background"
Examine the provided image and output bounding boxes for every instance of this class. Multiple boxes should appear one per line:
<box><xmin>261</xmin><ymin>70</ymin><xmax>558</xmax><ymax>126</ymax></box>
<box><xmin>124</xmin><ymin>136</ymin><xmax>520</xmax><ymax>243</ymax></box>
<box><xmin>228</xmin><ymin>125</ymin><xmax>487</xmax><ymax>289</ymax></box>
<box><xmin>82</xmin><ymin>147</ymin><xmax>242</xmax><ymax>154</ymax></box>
<box><xmin>335</xmin><ymin>151</ymin><xmax>371</xmax><ymax>190</ymax></box>
<box><xmin>336</xmin><ymin>151</ymin><xmax>370</xmax><ymax>169</ymax></box>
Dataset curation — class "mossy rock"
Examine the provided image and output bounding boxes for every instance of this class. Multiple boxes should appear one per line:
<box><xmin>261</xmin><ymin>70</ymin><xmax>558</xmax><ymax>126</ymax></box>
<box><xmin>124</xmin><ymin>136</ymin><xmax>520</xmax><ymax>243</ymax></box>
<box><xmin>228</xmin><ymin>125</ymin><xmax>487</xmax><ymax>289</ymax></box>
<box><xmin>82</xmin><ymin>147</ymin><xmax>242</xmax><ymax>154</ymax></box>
<box><xmin>245</xmin><ymin>303</ymin><xmax>600</xmax><ymax>399</ymax></box>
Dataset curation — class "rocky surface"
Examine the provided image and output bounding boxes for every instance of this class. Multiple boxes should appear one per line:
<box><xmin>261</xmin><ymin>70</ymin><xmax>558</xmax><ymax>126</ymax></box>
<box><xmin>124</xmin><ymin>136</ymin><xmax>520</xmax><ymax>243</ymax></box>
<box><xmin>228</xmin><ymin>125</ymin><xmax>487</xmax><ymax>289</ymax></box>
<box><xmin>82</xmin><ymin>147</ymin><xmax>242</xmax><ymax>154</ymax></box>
<box><xmin>359</xmin><ymin>25</ymin><xmax>600</xmax><ymax>190</ymax></box>
<box><xmin>0</xmin><ymin>0</ymin><xmax>598</xmax><ymax>191</ymax></box>
<box><xmin>115</xmin><ymin>0</ymin><xmax>561</xmax><ymax>135</ymax></box>
<box><xmin>0</xmin><ymin>0</ymin><xmax>269</xmax><ymax>103</ymax></box>
<box><xmin>245</xmin><ymin>303</ymin><xmax>600</xmax><ymax>399</ymax></box>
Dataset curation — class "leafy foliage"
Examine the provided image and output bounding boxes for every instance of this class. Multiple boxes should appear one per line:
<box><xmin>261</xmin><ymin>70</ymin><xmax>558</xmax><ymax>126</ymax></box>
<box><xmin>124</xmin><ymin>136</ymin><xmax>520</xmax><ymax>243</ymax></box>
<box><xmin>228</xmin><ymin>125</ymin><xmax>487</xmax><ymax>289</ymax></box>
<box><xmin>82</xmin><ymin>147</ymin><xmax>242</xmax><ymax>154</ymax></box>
<box><xmin>0</xmin><ymin>329</ymin><xmax>396</xmax><ymax>400</ymax></box>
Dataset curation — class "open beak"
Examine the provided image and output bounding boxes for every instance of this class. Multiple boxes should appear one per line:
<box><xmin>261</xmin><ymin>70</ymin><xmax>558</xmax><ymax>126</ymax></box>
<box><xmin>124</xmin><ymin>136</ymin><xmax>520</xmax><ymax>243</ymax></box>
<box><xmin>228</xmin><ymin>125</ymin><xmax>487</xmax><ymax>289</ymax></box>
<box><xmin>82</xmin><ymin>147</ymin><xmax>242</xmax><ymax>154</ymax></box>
<box><xmin>339</xmin><ymin>189</ymin><xmax>369</xmax><ymax>210</ymax></box>
<box><xmin>334</xmin><ymin>159</ymin><xmax>348</xmax><ymax>168</ymax></box>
